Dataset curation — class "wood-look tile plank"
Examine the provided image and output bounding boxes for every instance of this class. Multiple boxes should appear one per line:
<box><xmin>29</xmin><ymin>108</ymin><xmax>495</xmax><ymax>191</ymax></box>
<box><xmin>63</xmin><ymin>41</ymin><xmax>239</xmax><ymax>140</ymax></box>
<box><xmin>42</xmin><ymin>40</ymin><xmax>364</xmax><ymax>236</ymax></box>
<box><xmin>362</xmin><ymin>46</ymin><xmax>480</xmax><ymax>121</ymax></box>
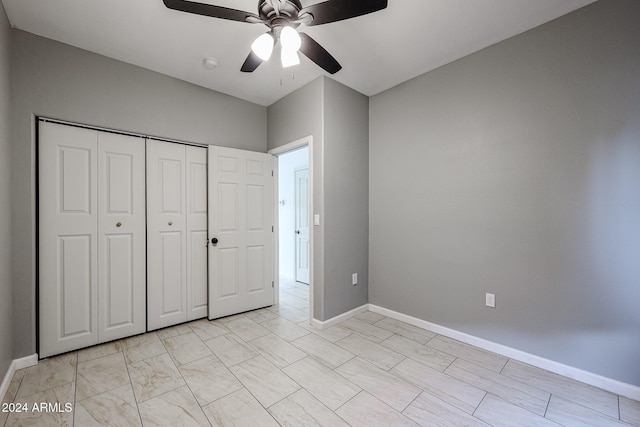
<box><xmin>77</xmin><ymin>341</ymin><xmax>123</xmax><ymax>363</ymax></box>
<box><xmin>355</xmin><ymin>311</ymin><xmax>387</xmax><ymax>325</ymax></box>
<box><xmin>391</xmin><ymin>357</ymin><xmax>486</xmax><ymax>414</ymax></box>
<box><xmin>128</xmin><ymin>353</ymin><xmax>185</xmax><ymax>403</ymax></box>
<box><xmin>1</xmin><ymin>379</ymin><xmax>22</xmax><ymax>427</ymax></box>
<box><xmin>620</xmin><ymin>396</ymin><xmax>640</xmax><ymax>426</ymax></box>
<box><xmin>249</xmin><ymin>334</ymin><xmax>307</xmax><ymax>368</ymax></box>
<box><xmin>427</xmin><ymin>335</ymin><xmax>508</xmax><ymax>372</ymax></box>
<box><xmin>204</xmin><ymin>334</ymin><xmax>258</xmax><ymax>367</ymax></box>
<box><xmin>445</xmin><ymin>358</ymin><xmax>550</xmax><ymax>416</ymax></box>
<box><xmin>245</xmin><ymin>307</ymin><xmax>280</xmax><ymax>323</ymax></box>
<box><xmin>178</xmin><ymin>355</ymin><xmax>243</xmax><ymax>406</ymax></box>
<box><xmin>203</xmin><ymin>388</ymin><xmax>280</xmax><ymax>427</ymax></box>
<box><xmin>269</xmin><ymin>304</ymin><xmax>309</xmax><ymax>323</ymax></box>
<box><xmin>381</xmin><ymin>334</ymin><xmax>456</xmax><ymax>372</ymax></box>
<box><xmin>297</xmin><ymin>322</ymin><xmax>352</xmax><ymax>342</ymax></box>
<box><xmin>283</xmin><ymin>357</ymin><xmax>361</xmax><ymax>411</ymax></box>
<box><xmin>268</xmin><ymin>389</ymin><xmax>350</xmax><ymax>427</ymax></box>
<box><xmin>17</xmin><ymin>352</ymin><xmax>77</xmax><ymax>398</ymax></box>
<box><xmin>403</xmin><ymin>391</ymin><xmax>490</xmax><ymax>426</ymax></box>
<box><xmin>188</xmin><ymin>318</ymin><xmax>230</xmax><ymax>341</ymax></box>
<box><xmin>156</xmin><ymin>324</ymin><xmax>193</xmax><ymax>340</ymax></box>
<box><xmin>224</xmin><ymin>317</ymin><xmax>271</xmax><ymax>341</ymax></box>
<box><xmin>262</xmin><ymin>317</ymin><xmax>311</xmax><ymax>342</ymax></box>
<box><xmin>335</xmin><ymin>358</ymin><xmax>421</xmax><ymax>411</ymax></box>
<box><xmin>335</xmin><ymin>391</ymin><xmax>419</xmax><ymax>427</ymax></box>
<box><xmin>76</xmin><ymin>352</ymin><xmax>130</xmax><ymax>401</ymax></box>
<box><xmin>230</xmin><ymin>356</ymin><xmax>300</xmax><ymax>407</ymax></box>
<box><xmin>373</xmin><ymin>317</ymin><xmax>437</xmax><ymax>344</ymax></box>
<box><xmin>75</xmin><ymin>384</ymin><xmax>141</xmax><ymax>427</ymax></box>
<box><xmin>341</xmin><ymin>318</ymin><xmax>394</xmax><ymax>343</ymax></box>
<box><xmin>162</xmin><ymin>332</ymin><xmax>212</xmax><ymax>366</ymax></box>
<box><xmin>502</xmin><ymin>359</ymin><xmax>619</xmax><ymax>419</ymax></box>
<box><xmin>291</xmin><ymin>334</ymin><xmax>354</xmax><ymax>369</ymax></box>
<box><xmin>336</xmin><ymin>333</ymin><xmax>405</xmax><ymax>371</ymax></box>
<box><xmin>473</xmin><ymin>394</ymin><xmax>561</xmax><ymax>427</ymax></box>
<box><xmin>138</xmin><ymin>385</ymin><xmax>210</xmax><ymax>427</ymax></box>
<box><xmin>122</xmin><ymin>332</ymin><xmax>166</xmax><ymax>364</ymax></box>
<box><xmin>7</xmin><ymin>382</ymin><xmax>75</xmax><ymax>426</ymax></box>
<box><xmin>545</xmin><ymin>395</ymin><xmax>630</xmax><ymax>426</ymax></box>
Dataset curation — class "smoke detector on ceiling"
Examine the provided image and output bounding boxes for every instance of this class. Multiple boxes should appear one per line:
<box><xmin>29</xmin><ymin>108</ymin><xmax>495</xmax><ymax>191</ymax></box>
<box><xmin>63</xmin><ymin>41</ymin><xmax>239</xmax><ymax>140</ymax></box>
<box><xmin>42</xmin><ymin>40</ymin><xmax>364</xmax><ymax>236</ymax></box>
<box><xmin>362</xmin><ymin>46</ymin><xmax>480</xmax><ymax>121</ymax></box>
<box><xmin>203</xmin><ymin>57</ymin><xmax>219</xmax><ymax>69</ymax></box>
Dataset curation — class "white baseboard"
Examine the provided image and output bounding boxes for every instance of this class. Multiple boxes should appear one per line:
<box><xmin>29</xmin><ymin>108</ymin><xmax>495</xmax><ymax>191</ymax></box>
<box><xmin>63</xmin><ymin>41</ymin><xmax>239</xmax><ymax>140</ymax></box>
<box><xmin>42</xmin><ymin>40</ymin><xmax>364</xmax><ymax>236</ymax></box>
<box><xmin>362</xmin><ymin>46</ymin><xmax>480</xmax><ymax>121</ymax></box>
<box><xmin>312</xmin><ymin>304</ymin><xmax>369</xmax><ymax>330</ymax></box>
<box><xmin>368</xmin><ymin>304</ymin><xmax>640</xmax><ymax>401</ymax></box>
<box><xmin>0</xmin><ymin>354</ymin><xmax>38</xmax><ymax>403</ymax></box>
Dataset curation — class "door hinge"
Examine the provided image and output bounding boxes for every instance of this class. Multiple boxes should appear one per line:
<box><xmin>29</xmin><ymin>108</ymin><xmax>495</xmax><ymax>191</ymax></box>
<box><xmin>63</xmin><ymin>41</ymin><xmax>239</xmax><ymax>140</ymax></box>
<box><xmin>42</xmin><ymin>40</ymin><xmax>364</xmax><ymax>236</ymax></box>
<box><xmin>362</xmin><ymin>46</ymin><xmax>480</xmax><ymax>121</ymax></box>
<box><xmin>272</xmin><ymin>226</ymin><xmax>274</xmax><ymax>232</ymax></box>
<box><xmin>272</xmin><ymin>170</ymin><xmax>274</xmax><ymax>177</ymax></box>
<box><xmin>272</xmin><ymin>281</ymin><xmax>274</xmax><ymax>288</ymax></box>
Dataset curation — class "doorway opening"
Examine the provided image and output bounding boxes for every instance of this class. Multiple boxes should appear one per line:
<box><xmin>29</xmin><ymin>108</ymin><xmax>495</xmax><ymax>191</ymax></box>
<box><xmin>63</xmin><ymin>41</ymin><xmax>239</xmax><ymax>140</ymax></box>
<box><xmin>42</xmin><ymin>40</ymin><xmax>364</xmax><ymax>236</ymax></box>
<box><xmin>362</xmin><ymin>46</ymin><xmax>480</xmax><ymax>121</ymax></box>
<box><xmin>270</xmin><ymin>137</ymin><xmax>313</xmax><ymax>322</ymax></box>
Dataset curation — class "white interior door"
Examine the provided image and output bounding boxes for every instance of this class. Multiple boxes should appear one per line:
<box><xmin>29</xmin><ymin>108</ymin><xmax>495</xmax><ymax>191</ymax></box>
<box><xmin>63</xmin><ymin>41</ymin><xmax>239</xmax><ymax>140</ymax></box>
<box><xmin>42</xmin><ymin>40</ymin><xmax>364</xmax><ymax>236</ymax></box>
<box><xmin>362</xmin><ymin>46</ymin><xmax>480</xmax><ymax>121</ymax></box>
<box><xmin>186</xmin><ymin>146</ymin><xmax>208</xmax><ymax>320</ymax></box>
<box><xmin>98</xmin><ymin>132</ymin><xmax>146</xmax><ymax>342</ymax></box>
<box><xmin>147</xmin><ymin>140</ymin><xmax>187</xmax><ymax>330</ymax></box>
<box><xmin>208</xmin><ymin>146</ymin><xmax>274</xmax><ymax>319</ymax></box>
<box><xmin>294</xmin><ymin>168</ymin><xmax>310</xmax><ymax>284</ymax></box>
<box><xmin>39</xmin><ymin>122</ymin><xmax>99</xmax><ymax>357</ymax></box>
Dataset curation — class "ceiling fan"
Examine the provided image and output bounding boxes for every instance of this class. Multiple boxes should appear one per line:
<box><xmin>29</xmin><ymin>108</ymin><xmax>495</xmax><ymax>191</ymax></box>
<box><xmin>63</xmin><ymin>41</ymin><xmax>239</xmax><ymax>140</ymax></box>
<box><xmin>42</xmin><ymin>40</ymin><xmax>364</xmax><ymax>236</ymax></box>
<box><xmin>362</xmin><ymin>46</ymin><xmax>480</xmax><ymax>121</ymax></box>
<box><xmin>163</xmin><ymin>0</ymin><xmax>388</xmax><ymax>74</ymax></box>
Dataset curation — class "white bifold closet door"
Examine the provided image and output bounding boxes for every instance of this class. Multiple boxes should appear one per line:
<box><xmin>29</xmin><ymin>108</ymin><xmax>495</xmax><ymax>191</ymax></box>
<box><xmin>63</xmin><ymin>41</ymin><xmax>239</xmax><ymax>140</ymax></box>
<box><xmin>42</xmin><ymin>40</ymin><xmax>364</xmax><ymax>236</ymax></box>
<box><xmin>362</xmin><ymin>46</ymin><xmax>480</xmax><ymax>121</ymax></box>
<box><xmin>39</xmin><ymin>121</ymin><xmax>146</xmax><ymax>358</ymax></box>
<box><xmin>147</xmin><ymin>140</ymin><xmax>207</xmax><ymax>330</ymax></box>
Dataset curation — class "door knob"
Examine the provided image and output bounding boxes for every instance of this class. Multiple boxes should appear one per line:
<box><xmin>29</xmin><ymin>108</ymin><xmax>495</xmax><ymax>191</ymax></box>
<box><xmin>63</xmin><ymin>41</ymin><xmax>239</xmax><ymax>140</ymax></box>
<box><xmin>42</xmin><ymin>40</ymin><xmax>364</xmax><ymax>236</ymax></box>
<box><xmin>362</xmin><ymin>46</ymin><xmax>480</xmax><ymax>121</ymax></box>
<box><xmin>295</xmin><ymin>230</ymin><xmax>300</xmax><ymax>235</ymax></box>
<box><xmin>211</xmin><ymin>238</ymin><xmax>219</xmax><ymax>246</ymax></box>
<box><xmin>116</xmin><ymin>222</ymin><xmax>122</xmax><ymax>228</ymax></box>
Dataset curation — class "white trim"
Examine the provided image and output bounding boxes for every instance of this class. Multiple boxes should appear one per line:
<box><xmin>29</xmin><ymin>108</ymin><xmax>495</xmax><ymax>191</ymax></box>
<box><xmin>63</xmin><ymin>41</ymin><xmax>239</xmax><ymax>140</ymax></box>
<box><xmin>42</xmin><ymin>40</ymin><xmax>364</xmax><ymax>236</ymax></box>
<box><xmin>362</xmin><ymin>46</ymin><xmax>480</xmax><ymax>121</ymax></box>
<box><xmin>38</xmin><ymin>116</ymin><xmax>207</xmax><ymax>148</ymax></box>
<box><xmin>369</xmin><ymin>304</ymin><xmax>640</xmax><ymax>401</ymax></box>
<box><xmin>269</xmin><ymin>136</ymin><xmax>314</xmax><ymax>323</ymax></box>
<box><xmin>0</xmin><ymin>354</ymin><xmax>38</xmax><ymax>402</ymax></box>
<box><xmin>312</xmin><ymin>304</ymin><xmax>369</xmax><ymax>330</ymax></box>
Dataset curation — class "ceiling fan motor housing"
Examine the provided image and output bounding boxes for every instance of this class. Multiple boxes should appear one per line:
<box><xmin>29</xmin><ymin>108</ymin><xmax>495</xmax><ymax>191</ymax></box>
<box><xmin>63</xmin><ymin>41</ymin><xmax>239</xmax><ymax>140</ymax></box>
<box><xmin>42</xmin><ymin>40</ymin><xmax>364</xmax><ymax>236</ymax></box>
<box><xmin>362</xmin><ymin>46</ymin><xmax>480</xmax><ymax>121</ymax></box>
<box><xmin>258</xmin><ymin>0</ymin><xmax>302</xmax><ymax>28</ymax></box>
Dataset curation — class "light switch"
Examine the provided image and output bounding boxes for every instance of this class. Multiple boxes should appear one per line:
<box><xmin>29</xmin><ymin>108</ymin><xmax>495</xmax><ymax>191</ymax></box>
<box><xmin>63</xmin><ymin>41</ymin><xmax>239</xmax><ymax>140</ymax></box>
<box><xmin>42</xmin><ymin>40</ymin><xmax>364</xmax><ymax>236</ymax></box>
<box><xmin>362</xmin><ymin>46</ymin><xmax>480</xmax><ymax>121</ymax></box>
<box><xmin>314</xmin><ymin>214</ymin><xmax>320</xmax><ymax>226</ymax></box>
<box><xmin>485</xmin><ymin>293</ymin><xmax>496</xmax><ymax>308</ymax></box>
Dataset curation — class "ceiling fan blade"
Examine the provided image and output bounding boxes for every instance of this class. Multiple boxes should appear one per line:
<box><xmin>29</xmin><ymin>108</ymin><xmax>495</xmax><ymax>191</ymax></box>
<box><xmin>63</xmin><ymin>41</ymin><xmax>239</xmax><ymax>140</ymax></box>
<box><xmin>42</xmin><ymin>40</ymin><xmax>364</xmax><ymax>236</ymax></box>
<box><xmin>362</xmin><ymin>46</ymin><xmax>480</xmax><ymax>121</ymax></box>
<box><xmin>298</xmin><ymin>32</ymin><xmax>342</xmax><ymax>74</ymax></box>
<box><xmin>163</xmin><ymin>0</ymin><xmax>260</xmax><ymax>23</ymax></box>
<box><xmin>300</xmin><ymin>0</ymin><xmax>387</xmax><ymax>26</ymax></box>
<box><xmin>241</xmin><ymin>51</ymin><xmax>263</xmax><ymax>73</ymax></box>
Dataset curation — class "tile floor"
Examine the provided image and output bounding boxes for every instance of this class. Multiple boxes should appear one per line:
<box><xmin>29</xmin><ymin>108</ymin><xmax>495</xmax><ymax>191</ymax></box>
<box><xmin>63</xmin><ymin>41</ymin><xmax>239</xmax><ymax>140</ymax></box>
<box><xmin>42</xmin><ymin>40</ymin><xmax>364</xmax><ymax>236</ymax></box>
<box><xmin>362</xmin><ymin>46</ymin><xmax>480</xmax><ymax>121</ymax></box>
<box><xmin>2</xmin><ymin>278</ymin><xmax>640</xmax><ymax>426</ymax></box>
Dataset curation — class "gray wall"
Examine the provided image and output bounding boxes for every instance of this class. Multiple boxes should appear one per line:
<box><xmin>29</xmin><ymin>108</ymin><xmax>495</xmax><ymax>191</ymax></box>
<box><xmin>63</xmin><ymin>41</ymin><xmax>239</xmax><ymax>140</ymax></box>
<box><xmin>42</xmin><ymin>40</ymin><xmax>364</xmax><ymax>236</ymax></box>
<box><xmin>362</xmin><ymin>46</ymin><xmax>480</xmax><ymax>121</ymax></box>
<box><xmin>268</xmin><ymin>77</ymin><xmax>325</xmax><ymax>319</ymax></box>
<box><xmin>369</xmin><ymin>0</ymin><xmax>640</xmax><ymax>386</ymax></box>
<box><xmin>11</xmin><ymin>30</ymin><xmax>267</xmax><ymax>357</ymax></box>
<box><xmin>0</xmin><ymin>2</ymin><xmax>13</xmax><ymax>379</ymax></box>
<box><xmin>323</xmin><ymin>78</ymin><xmax>369</xmax><ymax>319</ymax></box>
<box><xmin>268</xmin><ymin>77</ymin><xmax>369</xmax><ymax>321</ymax></box>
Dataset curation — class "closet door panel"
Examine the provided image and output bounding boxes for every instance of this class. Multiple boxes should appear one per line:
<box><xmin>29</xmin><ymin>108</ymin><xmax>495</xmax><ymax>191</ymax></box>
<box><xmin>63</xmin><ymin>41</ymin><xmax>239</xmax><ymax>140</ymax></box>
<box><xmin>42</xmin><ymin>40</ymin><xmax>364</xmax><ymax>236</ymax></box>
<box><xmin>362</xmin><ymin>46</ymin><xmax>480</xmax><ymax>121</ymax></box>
<box><xmin>98</xmin><ymin>133</ymin><xmax>146</xmax><ymax>341</ymax></box>
<box><xmin>186</xmin><ymin>146</ymin><xmax>208</xmax><ymax>320</ymax></box>
<box><xmin>208</xmin><ymin>147</ymin><xmax>274</xmax><ymax>319</ymax></box>
<box><xmin>147</xmin><ymin>140</ymin><xmax>187</xmax><ymax>330</ymax></box>
<box><xmin>39</xmin><ymin>122</ymin><xmax>99</xmax><ymax>358</ymax></box>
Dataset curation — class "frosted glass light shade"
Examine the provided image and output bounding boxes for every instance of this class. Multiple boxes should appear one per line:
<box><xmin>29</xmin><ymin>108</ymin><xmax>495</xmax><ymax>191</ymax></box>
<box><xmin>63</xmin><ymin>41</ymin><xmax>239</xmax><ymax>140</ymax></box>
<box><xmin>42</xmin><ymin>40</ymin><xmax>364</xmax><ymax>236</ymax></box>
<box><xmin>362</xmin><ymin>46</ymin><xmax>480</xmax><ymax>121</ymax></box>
<box><xmin>280</xmin><ymin>26</ymin><xmax>301</xmax><ymax>52</ymax></box>
<box><xmin>251</xmin><ymin>33</ymin><xmax>274</xmax><ymax>61</ymax></box>
<box><xmin>281</xmin><ymin>48</ymin><xmax>300</xmax><ymax>68</ymax></box>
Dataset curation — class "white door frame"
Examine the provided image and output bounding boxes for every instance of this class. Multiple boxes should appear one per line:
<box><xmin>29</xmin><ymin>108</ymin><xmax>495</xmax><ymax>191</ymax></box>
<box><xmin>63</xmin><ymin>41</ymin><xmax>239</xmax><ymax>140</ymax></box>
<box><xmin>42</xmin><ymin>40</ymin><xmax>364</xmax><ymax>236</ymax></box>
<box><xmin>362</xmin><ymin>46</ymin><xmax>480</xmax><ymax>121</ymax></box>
<box><xmin>294</xmin><ymin>166</ymin><xmax>310</xmax><ymax>285</ymax></box>
<box><xmin>269</xmin><ymin>136</ymin><xmax>314</xmax><ymax>323</ymax></box>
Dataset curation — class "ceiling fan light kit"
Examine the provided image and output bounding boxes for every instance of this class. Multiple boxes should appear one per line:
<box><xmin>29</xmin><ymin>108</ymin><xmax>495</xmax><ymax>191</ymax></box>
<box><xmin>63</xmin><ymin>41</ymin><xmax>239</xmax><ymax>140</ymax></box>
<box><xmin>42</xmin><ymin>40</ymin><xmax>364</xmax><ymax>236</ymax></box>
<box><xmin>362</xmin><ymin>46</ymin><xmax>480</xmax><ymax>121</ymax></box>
<box><xmin>163</xmin><ymin>0</ymin><xmax>388</xmax><ymax>74</ymax></box>
<box><xmin>281</xmin><ymin>48</ymin><xmax>300</xmax><ymax>68</ymax></box>
<box><xmin>251</xmin><ymin>32</ymin><xmax>275</xmax><ymax>61</ymax></box>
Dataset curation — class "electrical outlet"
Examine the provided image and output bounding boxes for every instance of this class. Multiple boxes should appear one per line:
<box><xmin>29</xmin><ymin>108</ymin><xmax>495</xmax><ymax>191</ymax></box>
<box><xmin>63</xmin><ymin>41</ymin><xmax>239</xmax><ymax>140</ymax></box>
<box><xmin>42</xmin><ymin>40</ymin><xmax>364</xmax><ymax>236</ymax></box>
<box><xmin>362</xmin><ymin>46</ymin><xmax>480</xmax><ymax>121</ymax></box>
<box><xmin>485</xmin><ymin>293</ymin><xmax>496</xmax><ymax>308</ymax></box>
<box><xmin>352</xmin><ymin>273</ymin><xmax>358</xmax><ymax>285</ymax></box>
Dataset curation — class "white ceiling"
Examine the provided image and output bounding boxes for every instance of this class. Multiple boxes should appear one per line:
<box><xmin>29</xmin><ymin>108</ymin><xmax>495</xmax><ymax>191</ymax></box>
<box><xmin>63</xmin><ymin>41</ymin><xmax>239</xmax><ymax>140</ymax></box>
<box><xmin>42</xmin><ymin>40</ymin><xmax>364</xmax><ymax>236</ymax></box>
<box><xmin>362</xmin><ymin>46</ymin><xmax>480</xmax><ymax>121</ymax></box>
<box><xmin>2</xmin><ymin>0</ymin><xmax>595</xmax><ymax>106</ymax></box>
